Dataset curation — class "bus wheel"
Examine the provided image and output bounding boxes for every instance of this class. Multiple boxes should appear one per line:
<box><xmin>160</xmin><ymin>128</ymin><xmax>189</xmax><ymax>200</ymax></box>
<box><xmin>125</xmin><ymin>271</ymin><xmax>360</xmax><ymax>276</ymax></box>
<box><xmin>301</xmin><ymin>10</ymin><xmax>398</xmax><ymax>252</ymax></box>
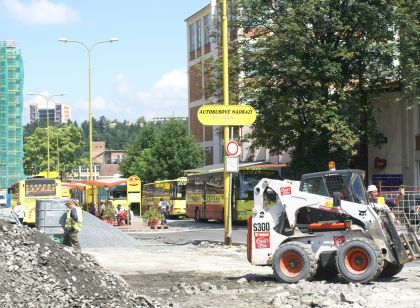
<box><xmin>194</xmin><ymin>208</ymin><xmax>200</xmax><ymax>222</ymax></box>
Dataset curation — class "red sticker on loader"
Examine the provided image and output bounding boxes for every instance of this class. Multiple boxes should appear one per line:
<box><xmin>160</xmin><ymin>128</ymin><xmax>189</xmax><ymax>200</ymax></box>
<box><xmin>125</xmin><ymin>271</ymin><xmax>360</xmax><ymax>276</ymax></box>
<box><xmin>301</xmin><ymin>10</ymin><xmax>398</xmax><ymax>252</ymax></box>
<box><xmin>254</xmin><ymin>232</ymin><xmax>270</xmax><ymax>249</ymax></box>
<box><xmin>333</xmin><ymin>236</ymin><xmax>345</xmax><ymax>245</ymax></box>
<box><xmin>280</xmin><ymin>186</ymin><xmax>291</xmax><ymax>196</ymax></box>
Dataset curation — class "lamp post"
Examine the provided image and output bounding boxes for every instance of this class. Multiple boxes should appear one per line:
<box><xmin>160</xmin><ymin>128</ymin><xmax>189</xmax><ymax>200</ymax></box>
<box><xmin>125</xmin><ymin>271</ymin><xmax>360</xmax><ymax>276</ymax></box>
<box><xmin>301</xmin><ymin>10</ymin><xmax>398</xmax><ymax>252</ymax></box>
<box><xmin>58</xmin><ymin>37</ymin><xmax>119</xmax><ymax>181</ymax></box>
<box><xmin>27</xmin><ymin>92</ymin><xmax>67</xmax><ymax>178</ymax></box>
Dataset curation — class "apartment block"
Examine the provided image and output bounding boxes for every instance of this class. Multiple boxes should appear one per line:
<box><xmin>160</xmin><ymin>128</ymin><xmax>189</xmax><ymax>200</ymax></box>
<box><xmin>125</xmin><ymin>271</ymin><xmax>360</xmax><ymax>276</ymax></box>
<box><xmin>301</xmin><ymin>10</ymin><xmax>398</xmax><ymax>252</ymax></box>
<box><xmin>29</xmin><ymin>103</ymin><xmax>71</xmax><ymax>125</ymax></box>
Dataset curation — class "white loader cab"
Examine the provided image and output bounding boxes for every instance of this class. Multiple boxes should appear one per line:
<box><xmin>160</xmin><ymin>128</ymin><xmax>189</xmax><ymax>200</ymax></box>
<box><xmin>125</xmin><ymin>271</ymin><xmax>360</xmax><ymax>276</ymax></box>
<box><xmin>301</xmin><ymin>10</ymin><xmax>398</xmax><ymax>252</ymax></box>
<box><xmin>247</xmin><ymin>169</ymin><xmax>420</xmax><ymax>283</ymax></box>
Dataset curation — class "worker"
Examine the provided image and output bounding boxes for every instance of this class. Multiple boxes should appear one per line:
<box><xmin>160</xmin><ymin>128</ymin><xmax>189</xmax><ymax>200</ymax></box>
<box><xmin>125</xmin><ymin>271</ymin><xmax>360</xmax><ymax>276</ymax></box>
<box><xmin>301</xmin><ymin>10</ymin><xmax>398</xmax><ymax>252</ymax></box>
<box><xmin>63</xmin><ymin>199</ymin><xmax>83</xmax><ymax>249</ymax></box>
<box><xmin>367</xmin><ymin>185</ymin><xmax>404</xmax><ymax>208</ymax></box>
<box><xmin>13</xmin><ymin>201</ymin><xmax>25</xmax><ymax>224</ymax></box>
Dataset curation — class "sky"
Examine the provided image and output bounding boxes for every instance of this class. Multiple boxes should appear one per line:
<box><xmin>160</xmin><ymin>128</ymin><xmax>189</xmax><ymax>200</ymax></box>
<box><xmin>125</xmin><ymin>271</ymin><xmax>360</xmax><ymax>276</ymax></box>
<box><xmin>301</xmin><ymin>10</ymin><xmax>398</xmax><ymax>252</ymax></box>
<box><xmin>0</xmin><ymin>0</ymin><xmax>210</xmax><ymax>123</ymax></box>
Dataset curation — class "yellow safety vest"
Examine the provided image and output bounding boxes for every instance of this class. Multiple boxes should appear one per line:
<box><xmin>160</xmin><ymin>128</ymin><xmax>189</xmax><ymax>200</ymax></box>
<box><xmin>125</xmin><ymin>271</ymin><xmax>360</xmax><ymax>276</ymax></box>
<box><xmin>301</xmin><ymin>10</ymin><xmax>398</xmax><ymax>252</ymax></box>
<box><xmin>65</xmin><ymin>206</ymin><xmax>83</xmax><ymax>232</ymax></box>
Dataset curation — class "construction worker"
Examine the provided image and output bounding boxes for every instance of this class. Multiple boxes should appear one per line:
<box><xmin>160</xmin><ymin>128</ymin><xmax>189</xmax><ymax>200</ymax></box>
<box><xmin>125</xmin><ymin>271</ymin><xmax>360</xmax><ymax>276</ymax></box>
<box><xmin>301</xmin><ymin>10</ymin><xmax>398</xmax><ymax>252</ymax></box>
<box><xmin>13</xmin><ymin>201</ymin><xmax>25</xmax><ymax>224</ymax></box>
<box><xmin>367</xmin><ymin>185</ymin><xmax>404</xmax><ymax>208</ymax></box>
<box><xmin>63</xmin><ymin>199</ymin><xmax>83</xmax><ymax>249</ymax></box>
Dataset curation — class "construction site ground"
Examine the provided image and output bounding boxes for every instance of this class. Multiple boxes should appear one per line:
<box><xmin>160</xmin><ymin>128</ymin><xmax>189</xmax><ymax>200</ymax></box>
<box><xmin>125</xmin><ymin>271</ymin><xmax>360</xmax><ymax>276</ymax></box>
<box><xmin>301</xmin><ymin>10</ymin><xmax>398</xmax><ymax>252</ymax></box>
<box><xmin>83</xmin><ymin>217</ymin><xmax>420</xmax><ymax>308</ymax></box>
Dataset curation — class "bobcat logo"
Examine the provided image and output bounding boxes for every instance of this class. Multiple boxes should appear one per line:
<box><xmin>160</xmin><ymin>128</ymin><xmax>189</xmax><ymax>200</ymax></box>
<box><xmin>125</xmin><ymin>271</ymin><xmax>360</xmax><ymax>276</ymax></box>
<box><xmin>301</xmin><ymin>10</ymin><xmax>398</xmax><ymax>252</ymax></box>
<box><xmin>359</xmin><ymin>209</ymin><xmax>367</xmax><ymax>216</ymax></box>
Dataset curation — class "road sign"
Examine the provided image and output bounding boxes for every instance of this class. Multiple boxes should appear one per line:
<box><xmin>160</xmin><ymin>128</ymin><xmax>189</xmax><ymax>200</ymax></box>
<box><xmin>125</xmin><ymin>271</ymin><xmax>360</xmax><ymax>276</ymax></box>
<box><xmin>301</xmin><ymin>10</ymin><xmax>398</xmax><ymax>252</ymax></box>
<box><xmin>226</xmin><ymin>140</ymin><xmax>240</xmax><ymax>156</ymax></box>
<box><xmin>225</xmin><ymin>156</ymin><xmax>239</xmax><ymax>173</ymax></box>
<box><xmin>197</xmin><ymin>104</ymin><xmax>256</xmax><ymax>126</ymax></box>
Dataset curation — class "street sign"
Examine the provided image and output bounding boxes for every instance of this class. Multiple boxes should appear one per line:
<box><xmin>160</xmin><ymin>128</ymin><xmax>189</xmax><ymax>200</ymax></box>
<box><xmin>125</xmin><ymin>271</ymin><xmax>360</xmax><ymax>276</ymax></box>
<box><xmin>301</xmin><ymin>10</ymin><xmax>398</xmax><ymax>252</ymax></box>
<box><xmin>226</xmin><ymin>140</ymin><xmax>240</xmax><ymax>156</ymax></box>
<box><xmin>197</xmin><ymin>104</ymin><xmax>256</xmax><ymax>126</ymax></box>
<box><xmin>225</xmin><ymin>156</ymin><xmax>239</xmax><ymax>173</ymax></box>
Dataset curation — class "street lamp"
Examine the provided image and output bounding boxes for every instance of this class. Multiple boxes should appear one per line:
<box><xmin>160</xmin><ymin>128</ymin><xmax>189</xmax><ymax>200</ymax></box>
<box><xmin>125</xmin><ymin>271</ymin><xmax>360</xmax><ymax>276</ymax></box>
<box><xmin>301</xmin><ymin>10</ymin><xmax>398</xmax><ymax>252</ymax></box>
<box><xmin>58</xmin><ymin>37</ymin><xmax>119</xmax><ymax>181</ymax></box>
<box><xmin>27</xmin><ymin>92</ymin><xmax>67</xmax><ymax>178</ymax></box>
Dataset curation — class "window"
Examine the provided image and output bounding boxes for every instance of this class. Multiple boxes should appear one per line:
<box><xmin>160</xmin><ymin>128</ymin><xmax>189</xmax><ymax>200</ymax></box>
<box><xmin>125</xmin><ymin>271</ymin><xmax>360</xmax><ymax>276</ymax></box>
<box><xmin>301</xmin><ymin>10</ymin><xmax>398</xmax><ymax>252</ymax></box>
<box><xmin>189</xmin><ymin>23</ymin><xmax>196</xmax><ymax>52</ymax></box>
<box><xmin>196</xmin><ymin>19</ymin><xmax>202</xmax><ymax>49</ymax></box>
<box><xmin>204</xmin><ymin>14</ymin><xmax>211</xmax><ymax>44</ymax></box>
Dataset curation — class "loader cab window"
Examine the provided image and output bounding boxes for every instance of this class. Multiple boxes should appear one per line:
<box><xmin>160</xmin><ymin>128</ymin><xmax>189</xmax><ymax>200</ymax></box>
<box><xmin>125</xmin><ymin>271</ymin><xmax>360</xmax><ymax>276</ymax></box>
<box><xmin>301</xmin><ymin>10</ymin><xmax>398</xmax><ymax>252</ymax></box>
<box><xmin>351</xmin><ymin>174</ymin><xmax>368</xmax><ymax>205</ymax></box>
<box><xmin>302</xmin><ymin>177</ymin><xmax>328</xmax><ymax>196</ymax></box>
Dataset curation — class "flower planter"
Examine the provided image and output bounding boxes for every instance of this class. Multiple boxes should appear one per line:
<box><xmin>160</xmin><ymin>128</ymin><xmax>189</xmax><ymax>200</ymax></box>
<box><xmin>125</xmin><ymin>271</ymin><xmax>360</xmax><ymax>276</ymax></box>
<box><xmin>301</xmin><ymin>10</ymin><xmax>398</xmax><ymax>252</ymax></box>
<box><xmin>149</xmin><ymin>219</ymin><xmax>161</xmax><ymax>228</ymax></box>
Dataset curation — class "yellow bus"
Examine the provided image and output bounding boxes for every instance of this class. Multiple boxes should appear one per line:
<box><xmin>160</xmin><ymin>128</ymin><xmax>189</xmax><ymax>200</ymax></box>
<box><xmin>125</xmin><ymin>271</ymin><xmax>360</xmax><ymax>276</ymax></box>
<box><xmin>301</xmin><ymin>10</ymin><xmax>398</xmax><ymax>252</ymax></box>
<box><xmin>186</xmin><ymin>167</ymin><xmax>280</xmax><ymax>222</ymax></box>
<box><xmin>142</xmin><ymin>177</ymin><xmax>187</xmax><ymax>217</ymax></box>
<box><xmin>10</xmin><ymin>177</ymin><xmax>62</xmax><ymax>224</ymax></box>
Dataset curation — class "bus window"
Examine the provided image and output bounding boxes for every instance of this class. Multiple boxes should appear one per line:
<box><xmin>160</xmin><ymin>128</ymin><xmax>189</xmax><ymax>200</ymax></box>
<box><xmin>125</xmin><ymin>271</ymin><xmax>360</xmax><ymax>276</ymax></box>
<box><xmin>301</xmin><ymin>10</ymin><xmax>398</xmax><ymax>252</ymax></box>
<box><xmin>238</xmin><ymin>171</ymin><xmax>278</xmax><ymax>200</ymax></box>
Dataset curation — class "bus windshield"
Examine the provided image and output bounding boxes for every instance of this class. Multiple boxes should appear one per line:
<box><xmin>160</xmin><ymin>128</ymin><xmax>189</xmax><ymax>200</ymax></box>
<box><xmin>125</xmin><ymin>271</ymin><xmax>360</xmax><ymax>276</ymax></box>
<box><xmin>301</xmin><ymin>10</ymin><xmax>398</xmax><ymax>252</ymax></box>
<box><xmin>109</xmin><ymin>185</ymin><xmax>127</xmax><ymax>200</ymax></box>
<box><xmin>25</xmin><ymin>178</ymin><xmax>56</xmax><ymax>197</ymax></box>
<box><xmin>238</xmin><ymin>170</ymin><xmax>279</xmax><ymax>200</ymax></box>
<box><xmin>171</xmin><ymin>183</ymin><xmax>186</xmax><ymax>199</ymax></box>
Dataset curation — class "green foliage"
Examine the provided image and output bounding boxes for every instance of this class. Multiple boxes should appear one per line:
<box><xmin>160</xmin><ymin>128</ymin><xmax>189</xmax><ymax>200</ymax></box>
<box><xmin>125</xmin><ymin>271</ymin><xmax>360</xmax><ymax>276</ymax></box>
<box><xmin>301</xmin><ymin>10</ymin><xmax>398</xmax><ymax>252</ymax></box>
<box><xmin>23</xmin><ymin>124</ymin><xmax>86</xmax><ymax>177</ymax></box>
<box><xmin>142</xmin><ymin>207</ymin><xmax>162</xmax><ymax>221</ymax></box>
<box><xmin>230</xmin><ymin>0</ymin><xmax>402</xmax><ymax>175</ymax></box>
<box><xmin>119</xmin><ymin>120</ymin><xmax>203</xmax><ymax>183</ymax></box>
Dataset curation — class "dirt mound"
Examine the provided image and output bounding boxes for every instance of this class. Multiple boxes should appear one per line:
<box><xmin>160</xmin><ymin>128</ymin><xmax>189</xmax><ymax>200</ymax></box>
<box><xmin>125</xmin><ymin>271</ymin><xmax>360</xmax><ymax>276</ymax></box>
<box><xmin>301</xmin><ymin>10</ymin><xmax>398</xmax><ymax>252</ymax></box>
<box><xmin>0</xmin><ymin>219</ymin><xmax>160</xmax><ymax>307</ymax></box>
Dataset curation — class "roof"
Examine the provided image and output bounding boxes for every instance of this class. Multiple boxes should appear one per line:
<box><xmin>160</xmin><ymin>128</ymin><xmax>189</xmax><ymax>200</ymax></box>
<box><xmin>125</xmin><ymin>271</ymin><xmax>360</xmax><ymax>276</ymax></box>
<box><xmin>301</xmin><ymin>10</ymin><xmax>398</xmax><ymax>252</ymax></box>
<box><xmin>82</xmin><ymin>178</ymin><xmax>127</xmax><ymax>188</ymax></box>
<box><xmin>184</xmin><ymin>161</ymin><xmax>286</xmax><ymax>175</ymax></box>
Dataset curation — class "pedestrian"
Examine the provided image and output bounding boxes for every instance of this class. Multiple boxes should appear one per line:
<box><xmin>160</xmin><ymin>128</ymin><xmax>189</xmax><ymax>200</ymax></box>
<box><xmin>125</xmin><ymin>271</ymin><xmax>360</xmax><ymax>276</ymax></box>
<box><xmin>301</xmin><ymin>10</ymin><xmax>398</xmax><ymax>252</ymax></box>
<box><xmin>88</xmin><ymin>202</ymin><xmax>96</xmax><ymax>216</ymax></box>
<box><xmin>99</xmin><ymin>201</ymin><xmax>106</xmax><ymax>218</ymax></box>
<box><xmin>62</xmin><ymin>200</ymin><xmax>83</xmax><ymax>249</ymax></box>
<box><xmin>13</xmin><ymin>201</ymin><xmax>25</xmax><ymax>224</ymax></box>
<box><xmin>158</xmin><ymin>198</ymin><xmax>168</xmax><ymax>225</ymax></box>
<box><xmin>367</xmin><ymin>185</ymin><xmax>404</xmax><ymax>208</ymax></box>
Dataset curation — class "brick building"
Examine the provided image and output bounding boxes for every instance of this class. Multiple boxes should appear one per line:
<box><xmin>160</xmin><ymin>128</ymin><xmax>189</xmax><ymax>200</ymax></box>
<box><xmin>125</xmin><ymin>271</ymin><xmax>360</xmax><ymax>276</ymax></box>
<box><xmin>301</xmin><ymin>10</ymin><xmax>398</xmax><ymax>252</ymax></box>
<box><xmin>185</xmin><ymin>1</ymin><xmax>290</xmax><ymax>167</ymax></box>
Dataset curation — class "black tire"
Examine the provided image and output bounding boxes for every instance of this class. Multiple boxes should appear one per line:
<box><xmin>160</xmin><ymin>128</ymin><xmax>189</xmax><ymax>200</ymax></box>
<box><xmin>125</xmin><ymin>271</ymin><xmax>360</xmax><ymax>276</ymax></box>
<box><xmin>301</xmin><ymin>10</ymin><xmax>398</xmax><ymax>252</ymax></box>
<box><xmin>380</xmin><ymin>262</ymin><xmax>404</xmax><ymax>278</ymax></box>
<box><xmin>272</xmin><ymin>241</ymin><xmax>317</xmax><ymax>283</ymax></box>
<box><xmin>336</xmin><ymin>238</ymin><xmax>384</xmax><ymax>283</ymax></box>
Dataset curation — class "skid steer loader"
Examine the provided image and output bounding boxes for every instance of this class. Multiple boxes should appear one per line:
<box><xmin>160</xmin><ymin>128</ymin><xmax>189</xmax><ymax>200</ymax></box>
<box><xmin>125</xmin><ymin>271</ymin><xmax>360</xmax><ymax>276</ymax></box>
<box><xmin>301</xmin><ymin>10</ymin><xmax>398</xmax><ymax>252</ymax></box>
<box><xmin>247</xmin><ymin>169</ymin><xmax>420</xmax><ymax>283</ymax></box>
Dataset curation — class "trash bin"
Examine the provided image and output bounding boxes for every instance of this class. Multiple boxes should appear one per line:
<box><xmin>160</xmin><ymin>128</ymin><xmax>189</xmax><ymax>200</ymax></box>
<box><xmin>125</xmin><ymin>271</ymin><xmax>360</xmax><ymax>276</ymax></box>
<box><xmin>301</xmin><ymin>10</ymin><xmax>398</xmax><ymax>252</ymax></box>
<box><xmin>35</xmin><ymin>199</ymin><xmax>68</xmax><ymax>237</ymax></box>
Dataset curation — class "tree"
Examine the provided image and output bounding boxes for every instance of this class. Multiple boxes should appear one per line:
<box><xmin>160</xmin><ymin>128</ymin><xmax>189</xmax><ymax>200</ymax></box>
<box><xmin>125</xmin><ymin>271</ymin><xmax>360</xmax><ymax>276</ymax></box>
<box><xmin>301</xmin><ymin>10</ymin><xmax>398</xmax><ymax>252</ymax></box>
<box><xmin>120</xmin><ymin>120</ymin><xmax>203</xmax><ymax>183</ymax></box>
<box><xmin>233</xmin><ymin>0</ymin><xmax>400</xmax><ymax>175</ymax></box>
<box><xmin>23</xmin><ymin>124</ymin><xmax>86</xmax><ymax>177</ymax></box>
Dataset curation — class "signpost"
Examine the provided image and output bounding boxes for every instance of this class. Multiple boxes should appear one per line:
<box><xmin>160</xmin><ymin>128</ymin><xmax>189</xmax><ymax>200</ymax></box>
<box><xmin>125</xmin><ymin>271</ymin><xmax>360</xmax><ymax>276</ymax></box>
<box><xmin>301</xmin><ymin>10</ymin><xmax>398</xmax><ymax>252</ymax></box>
<box><xmin>195</xmin><ymin>0</ymin><xmax>257</xmax><ymax>245</ymax></box>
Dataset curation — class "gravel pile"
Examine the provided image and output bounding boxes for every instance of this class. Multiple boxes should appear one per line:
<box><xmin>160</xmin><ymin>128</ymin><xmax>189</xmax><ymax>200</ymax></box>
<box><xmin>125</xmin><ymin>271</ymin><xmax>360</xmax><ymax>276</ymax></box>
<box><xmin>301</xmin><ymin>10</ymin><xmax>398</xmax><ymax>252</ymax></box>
<box><xmin>0</xmin><ymin>219</ymin><xmax>160</xmax><ymax>308</ymax></box>
<box><xmin>80</xmin><ymin>212</ymin><xmax>140</xmax><ymax>249</ymax></box>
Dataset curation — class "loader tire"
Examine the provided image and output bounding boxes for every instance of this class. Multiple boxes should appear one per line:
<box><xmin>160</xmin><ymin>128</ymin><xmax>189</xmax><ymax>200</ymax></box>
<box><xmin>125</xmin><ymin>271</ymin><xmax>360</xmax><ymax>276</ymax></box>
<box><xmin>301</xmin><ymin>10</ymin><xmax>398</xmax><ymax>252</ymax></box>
<box><xmin>336</xmin><ymin>238</ymin><xmax>384</xmax><ymax>284</ymax></box>
<box><xmin>272</xmin><ymin>241</ymin><xmax>316</xmax><ymax>283</ymax></box>
<box><xmin>380</xmin><ymin>262</ymin><xmax>404</xmax><ymax>278</ymax></box>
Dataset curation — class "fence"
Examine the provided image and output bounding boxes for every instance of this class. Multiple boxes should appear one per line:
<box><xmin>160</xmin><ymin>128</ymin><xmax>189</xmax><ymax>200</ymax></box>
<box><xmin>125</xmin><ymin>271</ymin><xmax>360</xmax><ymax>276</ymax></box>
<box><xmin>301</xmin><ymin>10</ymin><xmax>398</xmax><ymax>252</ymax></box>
<box><xmin>380</xmin><ymin>187</ymin><xmax>420</xmax><ymax>240</ymax></box>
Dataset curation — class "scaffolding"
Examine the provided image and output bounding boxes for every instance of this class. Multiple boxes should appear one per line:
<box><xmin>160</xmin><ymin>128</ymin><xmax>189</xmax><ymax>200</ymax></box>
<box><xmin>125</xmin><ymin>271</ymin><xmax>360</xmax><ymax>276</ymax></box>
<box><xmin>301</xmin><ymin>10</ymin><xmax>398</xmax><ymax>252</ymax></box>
<box><xmin>0</xmin><ymin>41</ymin><xmax>25</xmax><ymax>190</ymax></box>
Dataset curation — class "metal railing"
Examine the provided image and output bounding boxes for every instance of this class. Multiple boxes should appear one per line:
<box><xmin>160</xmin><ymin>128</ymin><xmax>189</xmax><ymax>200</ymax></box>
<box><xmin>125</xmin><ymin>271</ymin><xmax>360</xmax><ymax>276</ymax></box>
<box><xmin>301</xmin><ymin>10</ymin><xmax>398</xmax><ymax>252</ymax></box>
<box><xmin>381</xmin><ymin>188</ymin><xmax>420</xmax><ymax>239</ymax></box>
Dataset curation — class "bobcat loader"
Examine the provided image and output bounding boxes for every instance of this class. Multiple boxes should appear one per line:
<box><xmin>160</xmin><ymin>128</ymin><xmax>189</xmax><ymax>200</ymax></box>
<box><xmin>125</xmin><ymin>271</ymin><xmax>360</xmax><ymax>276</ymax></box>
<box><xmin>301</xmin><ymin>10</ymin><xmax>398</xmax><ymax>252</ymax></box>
<box><xmin>247</xmin><ymin>169</ymin><xmax>420</xmax><ymax>283</ymax></box>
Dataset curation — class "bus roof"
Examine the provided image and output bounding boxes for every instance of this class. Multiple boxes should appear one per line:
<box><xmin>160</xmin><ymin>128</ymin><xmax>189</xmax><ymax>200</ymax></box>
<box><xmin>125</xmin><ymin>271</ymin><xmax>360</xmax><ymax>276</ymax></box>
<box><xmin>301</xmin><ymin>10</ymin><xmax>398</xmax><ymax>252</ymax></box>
<box><xmin>184</xmin><ymin>162</ymin><xmax>284</xmax><ymax>176</ymax></box>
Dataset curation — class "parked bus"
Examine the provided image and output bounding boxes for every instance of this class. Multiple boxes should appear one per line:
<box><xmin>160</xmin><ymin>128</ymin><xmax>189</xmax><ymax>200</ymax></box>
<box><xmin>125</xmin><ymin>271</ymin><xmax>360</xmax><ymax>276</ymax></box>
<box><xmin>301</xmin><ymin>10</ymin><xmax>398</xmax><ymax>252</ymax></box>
<box><xmin>142</xmin><ymin>177</ymin><xmax>187</xmax><ymax>217</ymax></box>
<box><xmin>186</xmin><ymin>167</ymin><xmax>281</xmax><ymax>222</ymax></box>
<box><xmin>10</xmin><ymin>177</ymin><xmax>62</xmax><ymax>224</ymax></box>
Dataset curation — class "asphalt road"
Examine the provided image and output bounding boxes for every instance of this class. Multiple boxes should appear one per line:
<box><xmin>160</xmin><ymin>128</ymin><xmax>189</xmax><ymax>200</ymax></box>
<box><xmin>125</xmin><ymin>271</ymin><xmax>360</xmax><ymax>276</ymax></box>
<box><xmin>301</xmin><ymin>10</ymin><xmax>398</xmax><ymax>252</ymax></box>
<box><xmin>129</xmin><ymin>218</ymin><xmax>248</xmax><ymax>245</ymax></box>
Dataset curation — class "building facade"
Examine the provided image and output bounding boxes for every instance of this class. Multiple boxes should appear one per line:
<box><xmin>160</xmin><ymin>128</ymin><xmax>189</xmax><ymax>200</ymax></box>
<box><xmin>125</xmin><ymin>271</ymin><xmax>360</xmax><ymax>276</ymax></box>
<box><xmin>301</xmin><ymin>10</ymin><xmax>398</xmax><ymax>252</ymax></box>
<box><xmin>29</xmin><ymin>103</ymin><xmax>71</xmax><ymax>125</ymax></box>
<box><xmin>0</xmin><ymin>41</ymin><xmax>25</xmax><ymax>189</ymax></box>
<box><xmin>186</xmin><ymin>2</ymin><xmax>289</xmax><ymax>167</ymax></box>
<box><xmin>69</xmin><ymin>141</ymin><xmax>125</xmax><ymax>180</ymax></box>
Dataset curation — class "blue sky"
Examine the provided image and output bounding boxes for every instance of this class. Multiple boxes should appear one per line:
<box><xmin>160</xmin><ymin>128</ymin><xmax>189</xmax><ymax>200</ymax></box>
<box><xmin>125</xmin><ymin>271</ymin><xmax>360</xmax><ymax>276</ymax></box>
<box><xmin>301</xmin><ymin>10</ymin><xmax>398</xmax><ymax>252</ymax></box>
<box><xmin>0</xmin><ymin>0</ymin><xmax>209</xmax><ymax>123</ymax></box>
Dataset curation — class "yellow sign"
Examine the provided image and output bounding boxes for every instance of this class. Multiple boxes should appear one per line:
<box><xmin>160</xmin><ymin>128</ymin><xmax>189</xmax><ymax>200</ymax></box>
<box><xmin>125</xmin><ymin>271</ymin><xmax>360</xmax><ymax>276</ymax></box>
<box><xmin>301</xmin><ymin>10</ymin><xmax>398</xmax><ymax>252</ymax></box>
<box><xmin>197</xmin><ymin>105</ymin><xmax>256</xmax><ymax>126</ymax></box>
<box><xmin>127</xmin><ymin>176</ymin><xmax>141</xmax><ymax>193</ymax></box>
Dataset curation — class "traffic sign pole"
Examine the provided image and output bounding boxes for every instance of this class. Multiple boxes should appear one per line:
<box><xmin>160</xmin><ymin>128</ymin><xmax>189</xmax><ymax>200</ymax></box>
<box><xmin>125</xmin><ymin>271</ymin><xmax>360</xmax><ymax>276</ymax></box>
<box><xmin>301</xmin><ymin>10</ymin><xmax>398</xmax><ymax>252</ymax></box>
<box><xmin>222</xmin><ymin>0</ymin><xmax>232</xmax><ymax>246</ymax></box>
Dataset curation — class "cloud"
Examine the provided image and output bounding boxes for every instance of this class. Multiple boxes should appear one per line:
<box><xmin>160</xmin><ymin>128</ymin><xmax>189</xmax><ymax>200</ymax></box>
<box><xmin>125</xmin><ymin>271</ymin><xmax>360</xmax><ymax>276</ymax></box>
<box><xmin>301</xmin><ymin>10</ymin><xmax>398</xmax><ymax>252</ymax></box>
<box><xmin>0</xmin><ymin>0</ymin><xmax>79</xmax><ymax>24</ymax></box>
<box><xmin>48</xmin><ymin>69</ymin><xmax>189</xmax><ymax>123</ymax></box>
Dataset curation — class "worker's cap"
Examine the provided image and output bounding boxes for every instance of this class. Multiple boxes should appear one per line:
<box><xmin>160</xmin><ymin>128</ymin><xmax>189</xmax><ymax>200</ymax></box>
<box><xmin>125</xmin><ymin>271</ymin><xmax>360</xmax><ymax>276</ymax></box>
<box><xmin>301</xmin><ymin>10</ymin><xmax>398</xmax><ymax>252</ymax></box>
<box><xmin>367</xmin><ymin>185</ymin><xmax>378</xmax><ymax>193</ymax></box>
<box><xmin>65</xmin><ymin>199</ymin><xmax>77</xmax><ymax>206</ymax></box>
